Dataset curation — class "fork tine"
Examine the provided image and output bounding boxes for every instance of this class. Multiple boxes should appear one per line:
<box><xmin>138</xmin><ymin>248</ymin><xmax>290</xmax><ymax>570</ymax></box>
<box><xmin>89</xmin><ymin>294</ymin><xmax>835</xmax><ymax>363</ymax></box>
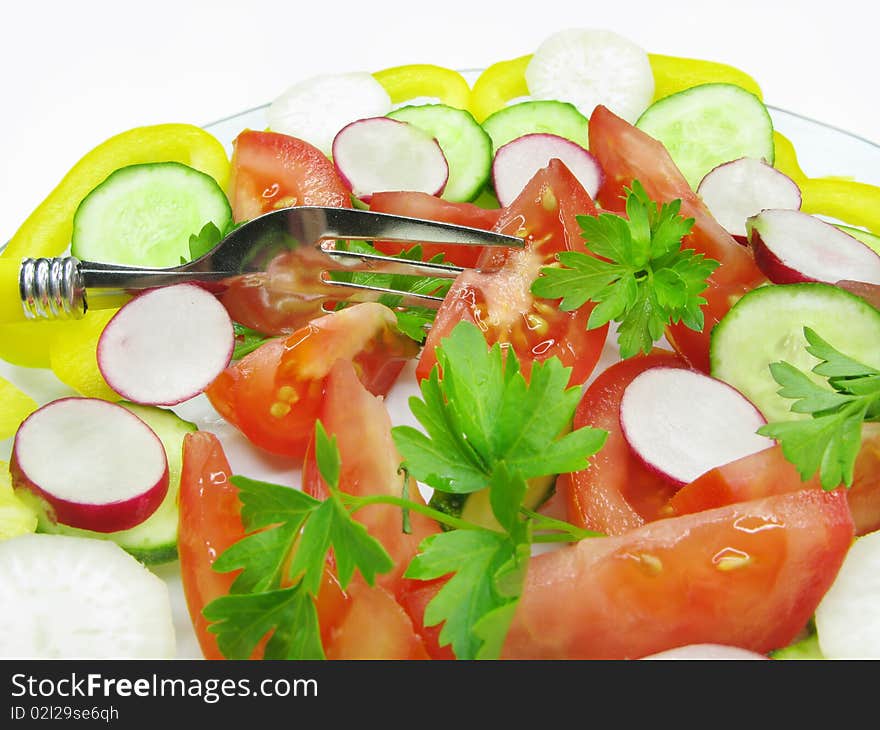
<box><xmin>316</xmin><ymin>207</ymin><xmax>522</xmax><ymax>248</ymax></box>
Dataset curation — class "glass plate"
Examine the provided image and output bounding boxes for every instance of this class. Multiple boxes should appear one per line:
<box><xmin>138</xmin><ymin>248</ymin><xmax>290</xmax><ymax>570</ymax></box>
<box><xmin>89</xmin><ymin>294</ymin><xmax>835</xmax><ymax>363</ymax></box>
<box><xmin>1</xmin><ymin>82</ymin><xmax>878</xmax><ymax>660</ymax></box>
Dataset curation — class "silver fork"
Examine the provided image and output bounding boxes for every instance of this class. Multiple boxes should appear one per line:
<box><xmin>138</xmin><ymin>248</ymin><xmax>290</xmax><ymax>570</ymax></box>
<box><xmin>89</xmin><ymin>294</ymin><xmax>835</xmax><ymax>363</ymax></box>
<box><xmin>15</xmin><ymin>206</ymin><xmax>523</xmax><ymax>321</ymax></box>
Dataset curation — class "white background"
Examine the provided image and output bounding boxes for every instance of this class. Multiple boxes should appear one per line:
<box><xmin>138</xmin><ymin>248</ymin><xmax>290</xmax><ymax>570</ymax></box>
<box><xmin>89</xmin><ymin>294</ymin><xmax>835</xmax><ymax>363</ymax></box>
<box><xmin>1</xmin><ymin>0</ymin><xmax>879</xmax><ymax>240</ymax></box>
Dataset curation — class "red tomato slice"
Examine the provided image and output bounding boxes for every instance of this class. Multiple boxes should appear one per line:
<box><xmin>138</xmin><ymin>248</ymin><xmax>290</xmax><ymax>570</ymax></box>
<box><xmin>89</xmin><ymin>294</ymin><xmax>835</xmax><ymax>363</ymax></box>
<box><xmin>588</xmin><ymin>105</ymin><xmax>766</xmax><ymax>372</ymax></box>
<box><xmin>369</xmin><ymin>191</ymin><xmax>501</xmax><ymax>268</ymax></box>
<box><xmin>562</xmin><ymin>349</ymin><xmax>690</xmax><ymax>535</ymax></box>
<box><xmin>416</xmin><ymin>160</ymin><xmax>608</xmax><ymax>386</ymax></box>
<box><xmin>670</xmin><ymin>423</ymin><xmax>880</xmax><ymax>536</ymax></box>
<box><xmin>227</xmin><ymin>130</ymin><xmax>352</xmax><ymax>221</ymax></box>
<box><xmin>205</xmin><ymin>302</ymin><xmax>418</xmax><ymax>458</ymax></box>
<box><xmin>177</xmin><ymin>432</ymin><xmax>244</xmax><ymax>660</ymax></box>
<box><xmin>504</xmin><ymin>489</ymin><xmax>854</xmax><ymax>659</ymax></box>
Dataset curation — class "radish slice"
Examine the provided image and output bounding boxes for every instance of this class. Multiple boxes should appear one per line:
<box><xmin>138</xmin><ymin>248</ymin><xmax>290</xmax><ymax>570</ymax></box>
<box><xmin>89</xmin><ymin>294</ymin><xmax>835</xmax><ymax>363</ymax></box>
<box><xmin>492</xmin><ymin>133</ymin><xmax>603</xmax><ymax>207</ymax></box>
<box><xmin>697</xmin><ymin>157</ymin><xmax>802</xmax><ymax>238</ymax></box>
<box><xmin>0</xmin><ymin>533</ymin><xmax>175</xmax><ymax>658</ymax></box>
<box><xmin>641</xmin><ymin>644</ymin><xmax>769</xmax><ymax>660</ymax></box>
<box><xmin>747</xmin><ymin>209</ymin><xmax>880</xmax><ymax>286</ymax></box>
<box><xmin>268</xmin><ymin>72</ymin><xmax>392</xmax><ymax>156</ymax></box>
<box><xmin>11</xmin><ymin>398</ymin><xmax>169</xmax><ymax>533</ymax></box>
<box><xmin>332</xmin><ymin>117</ymin><xmax>449</xmax><ymax>203</ymax></box>
<box><xmin>525</xmin><ymin>28</ymin><xmax>654</xmax><ymax>123</ymax></box>
<box><xmin>815</xmin><ymin>529</ymin><xmax>880</xmax><ymax>659</ymax></box>
<box><xmin>619</xmin><ymin>367</ymin><xmax>774</xmax><ymax>486</ymax></box>
<box><xmin>98</xmin><ymin>283</ymin><xmax>234</xmax><ymax>406</ymax></box>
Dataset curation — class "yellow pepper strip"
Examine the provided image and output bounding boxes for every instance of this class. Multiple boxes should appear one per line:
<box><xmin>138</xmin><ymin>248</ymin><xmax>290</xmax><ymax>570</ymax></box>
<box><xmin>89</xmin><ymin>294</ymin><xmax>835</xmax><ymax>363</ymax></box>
<box><xmin>648</xmin><ymin>54</ymin><xmax>763</xmax><ymax>102</ymax></box>
<box><xmin>0</xmin><ymin>376</ymin><xmax>37</xmax><ymax>439</ymax></box>
<box><xmin>373</xmin><ymin>64</ymin><xmax>472</xmax><ymax>110</ymax></box>
<box><xmin>772</xmin><ymin>131</ymin><xmax>808</xmax><ymax>184</ymax></box>
<box><xmin>469</xmin><ymin>55</ymin><xmax>532</xmax><ymax>123</ymax></box>
<box><xmin>773</xmin><ymin>130</ymin><xmax>880</xmax><ymax>235</ymax></box>
<box><xmin>48</xmin><ymin>308</ymin><xmax>120</xmax><ymax>400</ymax></box>
<box><xmin>2</xmin><ymin>123</ymin><xmax>229</xmax><ymax>261</ymax></box>
<box><xmin>0</xmin><ymin>460</ymin><xmax>38</xmax><ymax>541</ymax></box>
<box><xmin>0</xmin><ymin>123</ymin><xmax>229</xmax><ymax>368</ymax></box>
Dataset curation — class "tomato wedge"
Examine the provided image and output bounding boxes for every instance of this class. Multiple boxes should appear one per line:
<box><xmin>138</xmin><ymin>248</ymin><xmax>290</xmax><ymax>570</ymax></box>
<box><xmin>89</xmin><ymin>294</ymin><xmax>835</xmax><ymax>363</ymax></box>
<box><xmin>562</xmin><ymin>349</ymin><xmax>690</xmax><ymax>535</ymax></box>
<box><xmin>227</xmin><ymin>129</ymin><xmax>351</xmax><ymax>221</ymax></box>
<box><xmin>206</xmin><ymin>302</ymin><xmax>418</xmax><ymax>458</ymax></box>
<box><xmin>417</xmin><ymin>160</ymin><xmax>608</xmax><ymax>385</ymax></box>
<box><xmin>177</xmin><ymin>432</ymin><xmax>243</xmax><ymax>660</ymax></box>
<box><xmin>588</xmin><ymin>105</ymin><xmax>765</xmax><ymax>372</ymax></box>
<box><xmin>670</xmin><ymin>423</ymin><xmax>880</xmax><ymax>536</ymax></box>
<box><xmin>369</xmin><ymin>191</ymin><xmax>501</xmax><ymax>268</ymax></box>
<box><xmin>504</xmin><ymin>489</ymin><xmax>854</xmax><ymax>659</ymax></box>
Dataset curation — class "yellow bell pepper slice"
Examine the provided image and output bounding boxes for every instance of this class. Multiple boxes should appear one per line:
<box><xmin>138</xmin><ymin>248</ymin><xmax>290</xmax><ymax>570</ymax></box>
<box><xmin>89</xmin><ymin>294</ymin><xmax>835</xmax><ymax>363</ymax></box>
<box><xmin>772</xmin><ymin>131</ymin><xmax>808</xmax><ymax>184</ymax></box>
<box><xmin>2</xmin><ymin>123</ymin><xmax>229</xmax><ymax>261</ymax></box>
<box><xmin>0</xmin><ymin>123</ymin><xmax>229</xmax><ymax>368</ymax></box>
<box><xmin>0</xmin><ymin>460</ymin><xmax>38</xmax><ymax>541</ymax></box>
<box><xmin>48</xmin><ymin>308</ymin><xmax>120</xmax><ymax>400</ymax></box>
<box><xmin>648</xmin><ymin>54</ymin><xmax>763</xmax><ymax>102</ymax></box>
<box><xmin>0</xmin><ymin>376</ymin><xmax>37</xmax><ymax>439</ymax></box>
<box><xmin>373</xmin><ymin>64</ymin><xmax>472</xmax><ymax>110</ymax></box>
<box><xmin>469</xmin><ymin>55</ymin><xmax>532</xmax><ymax>123</ymax></box>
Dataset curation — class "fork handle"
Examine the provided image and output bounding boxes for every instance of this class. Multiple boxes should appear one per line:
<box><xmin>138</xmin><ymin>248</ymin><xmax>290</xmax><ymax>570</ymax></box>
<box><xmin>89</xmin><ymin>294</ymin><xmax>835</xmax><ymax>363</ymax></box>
<box><xmin>0</xmin><ymin>257</ymin><xmax>86</xmax><ymax>323</ymax></box>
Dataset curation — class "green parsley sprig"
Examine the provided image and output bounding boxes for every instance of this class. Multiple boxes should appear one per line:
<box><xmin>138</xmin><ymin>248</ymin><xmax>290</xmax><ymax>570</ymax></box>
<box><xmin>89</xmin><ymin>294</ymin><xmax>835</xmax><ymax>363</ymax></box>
<box><xmin>530</xmin><ymin>180</ymin><xmax>719</xmax><ymax>358</ymax></box>
<box><xmin>330</xmin><ymin>240</ymin><xmax>450</xmax><ymax>342</ymax></box>
<box><xmin>392</xmin><ymin>321</ymin><xmax>606</xmax><ymax>658</ymax></box>
<box><xmin>758</xmin><ymin>327</ymin><xmax>880</xmax><ymax>489</ymax></box>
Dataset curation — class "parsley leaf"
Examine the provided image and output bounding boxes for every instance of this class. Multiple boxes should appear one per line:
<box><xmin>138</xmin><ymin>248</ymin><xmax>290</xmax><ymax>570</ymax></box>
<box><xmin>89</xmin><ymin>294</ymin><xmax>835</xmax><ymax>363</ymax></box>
<box><xmin>232</xmin><ymin>322</ymin><xmax>275</xmax><ymax>360</ymax></box>
<box><xmin>186</xmin><ymin>219</ymin><xmax>248</xmax><ymax>263</ymax></box>
<box><xmin>203</xmin><ymin>427</ymin><xmax>394</xmax><ymax>660</ymax></box>
<box><xmin>531</xmin><ymin>180</ymin><xmax>719</xmax><ymax>358</ymax></box>
<box><xmin>758</xmin><ymin>327</ymin><xmax>880</xmax><ymax>488</ymax></box>
<box><xmin>330</xmin><ymin>241</ymin><xmax>450</xmax><ymax>343</ymax></box>
<box><xmin>392</xmin><ymin>321</ymin><xmax>607</xmax><ymax>493</ymax></box>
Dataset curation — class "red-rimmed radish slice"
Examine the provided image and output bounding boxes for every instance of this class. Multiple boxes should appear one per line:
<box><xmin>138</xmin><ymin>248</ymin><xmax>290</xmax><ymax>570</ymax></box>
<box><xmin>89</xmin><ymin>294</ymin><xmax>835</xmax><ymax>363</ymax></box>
<box><xmin>11</xmin><ymin>398</ymin><xmax>169</xmax><ymax>533</ymax></box>
<box><xmin>697</xmin><ymin>157</ymin><xmax>801</xmax><ymax>239</ymax></box>
<box><xmin>619</xmin><ymin>366</ymin><xmax>773</xmax><ymax>486</ymax></box>
<box><xmin>98</xmin><ymin>283</ymin><xmax>234</xmax><ymax>406</ymax></box>
<box><xmin>747</xmin><ymin>209</ymin><xmax>880</xmax><ymax>286</ymax></box>
<box><xmin>492</xmin><ymin>133</ymin><xmax>603</xmax><ymax>207</ymax></box>
<box><xmin>836</xmin><ymin>280</ymin><xmax>880</xmax><ymax>310</ymax></box>
<box><xmin>332</xmin><ymin>117</ymin><xmax>448</xmax><ymax>202</ymax></box>
<box><xmin>267</xmin><ymin>72</ymin><xmax>392</xmax><ymax>156</ymax></box>
<box><xmin>0</xmin><ymin>533</ymin><xmax>175</xmax><ymax>658</ymax></box>
<box><xmin>640</xmin><ymin>644</ymin><xmax>769</xmax><ymax>660</ymax></box>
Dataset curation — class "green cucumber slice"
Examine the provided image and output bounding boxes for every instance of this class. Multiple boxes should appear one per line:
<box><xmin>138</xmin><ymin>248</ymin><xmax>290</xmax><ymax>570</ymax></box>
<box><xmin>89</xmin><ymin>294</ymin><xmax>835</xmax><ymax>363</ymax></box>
<box><xmin>29</xmin><ymin>403</ymin><xmax>196</xmax><ymax>565</ymax></box>
<box><xmin>636</xmin><ymin>83</ymin><xmax>774</xmax><ymax>189</ymax></box>
<box><xmin>387</xmin><ymin>104</ymin><xmax>492</xmax><ymax>202</ymax></box>
<box><xmin>481</xmin><ymin>100</ymin><xmax>589</xmax><ymax>154</ymax></box>
<box><xmin>710</xmin><ymin>283</ymin><xmax>880</xmax><ymax>423</ymax></box>
<box><xmin>72</xmin><ymin>161</ymin><xmax>232</xmax><ymax>267</ymax></box>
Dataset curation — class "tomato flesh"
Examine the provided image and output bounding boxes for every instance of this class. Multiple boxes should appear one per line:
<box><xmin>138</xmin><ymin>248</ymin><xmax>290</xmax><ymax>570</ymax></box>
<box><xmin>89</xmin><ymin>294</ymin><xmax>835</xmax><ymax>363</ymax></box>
<box><xmin>588</xmin><ymin>105</ymin><xmax>765</xmax><ymax>372</ymax></box>
<box><xmin>417</xmin><ymin>160</ymin><xmax>608</xmax><ymax>385</ymax></box>
<box><xmin>563</xmin><ymin>350</ymin><xmax>690</xmax><ymax>535</ymax></box>
<box><xmin>177</xmin><ymin>432</ymin><xmax>244</xmax><ymax>660</ymax></box>
<box><xmin>227</xmin><ymin>130</ymin><xmax>351</xmax><ymax>221</ymax></box>
<box><xmin>369</xmin><ymin>191</ymin><xmax>501</xmax><ymax>268</ymax></box>
<box><xmin>206</xmin><ymin>302</ymin><xmax>418</xmax><ymax>458</ymax></box>
<box><xmin>504</xmin><ymin>489</ymin><xmax>854</xmax><ymax>659</ymax></box>
<box><xmin>671</xmin><ymin>423</ymin><xmax>880</xmax><ymax>536</ymax></box>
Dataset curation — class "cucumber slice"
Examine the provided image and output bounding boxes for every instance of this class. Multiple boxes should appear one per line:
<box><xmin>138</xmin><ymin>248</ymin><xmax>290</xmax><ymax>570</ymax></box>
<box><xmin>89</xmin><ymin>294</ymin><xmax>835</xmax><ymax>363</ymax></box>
<box><xmin>387</xmin><ymin>104</ymin><xmax>492</xmax><ymax>202</ymax></box>
<box><xmin>710</xmin><ymin>283</ymin><xmax>880</xmax><ymax>423</ymax></box>
<box><xmin>429</xmin><ymin>475</ymin><xmax>556</xmax><ymax>531</ymax></box>
<box><xmin>26</xmin><ymin>403</ymin><xmax>197</xmax><ymax>564</ymax></box>
<box><xmin>481</xmin><ymin>100</ymin><xmax>589</xmax><ymax>154</ymax></box>
<box><xmin>72</xmin><ymin>161</ymin><xmax>232</xmax><ymax>267</ymax></box>
<box><xmin>636</xmin><ymin>83</ymin><xmax>774</xmax><ymax>189</ymax></box>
